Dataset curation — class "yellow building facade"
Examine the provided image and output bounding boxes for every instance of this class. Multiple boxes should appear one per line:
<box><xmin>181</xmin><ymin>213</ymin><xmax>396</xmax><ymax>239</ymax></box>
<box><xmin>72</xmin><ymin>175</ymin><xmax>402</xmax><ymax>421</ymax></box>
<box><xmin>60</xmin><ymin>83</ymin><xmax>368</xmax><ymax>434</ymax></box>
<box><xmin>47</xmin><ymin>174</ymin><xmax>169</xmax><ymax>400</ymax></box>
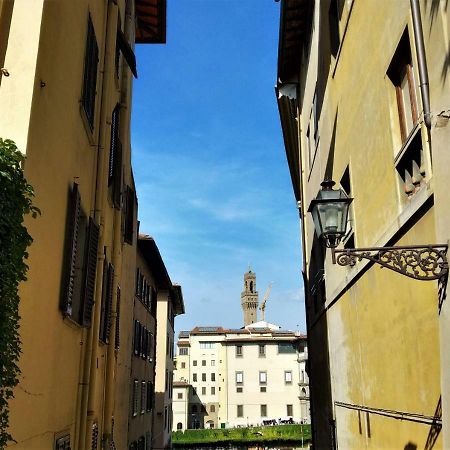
<box><xmin>277</xmin><ymin>0</ymin><xmax>450</xmax><ymax>448</ymax></box>
<box><xmin>0</xmin><ymin>1</ymin><xmax>176</xmax><ymax>449</ymax></box>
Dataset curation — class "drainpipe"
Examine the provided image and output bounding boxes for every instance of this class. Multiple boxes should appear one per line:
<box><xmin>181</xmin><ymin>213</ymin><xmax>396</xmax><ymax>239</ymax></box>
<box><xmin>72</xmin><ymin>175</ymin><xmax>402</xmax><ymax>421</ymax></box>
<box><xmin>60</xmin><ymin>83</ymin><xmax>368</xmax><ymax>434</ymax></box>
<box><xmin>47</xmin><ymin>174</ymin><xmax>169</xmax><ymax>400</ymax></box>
<box><xmin>103</xmin><ymin>0</ymin><xmax>135</xmax><ymax>444</ymax></box>
<box><xmin>410</xmin><ymin>0</ymin><xmax>432</xmax><ymax>129</ymax></box>
<box><xmin>81</xmin><ymin>2</ymin><xmax>118</xmax><ymax>449</ymax></box>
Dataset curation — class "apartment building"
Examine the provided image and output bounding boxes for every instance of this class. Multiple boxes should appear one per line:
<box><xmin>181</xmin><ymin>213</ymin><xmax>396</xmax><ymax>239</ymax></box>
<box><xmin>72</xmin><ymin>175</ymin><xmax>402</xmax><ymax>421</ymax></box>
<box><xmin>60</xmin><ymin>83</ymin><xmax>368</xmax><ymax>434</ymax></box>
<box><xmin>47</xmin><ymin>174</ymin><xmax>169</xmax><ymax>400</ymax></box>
<box><xmin>276</xmin><ymin>0</ymin><xmax>449</xmax><ymax>448</ymax></box>
<box><xmin>0</xmin><ymin>1</ymin><xmax>171</xmax><ymax>448</ymax></box>
<box><xmin>154</xmin><ymin>280</ymin><xmax>184</xmax><ymax>449</ymax></box>
<box><xmin>173</xmin><ymin>324</ymin><xmax>309</xmax><ymax>430</ymax></box>
<box><xmin>173</xmin><ymin>271</ymin><xmax>309</xmax><ymax>431</ymax></box>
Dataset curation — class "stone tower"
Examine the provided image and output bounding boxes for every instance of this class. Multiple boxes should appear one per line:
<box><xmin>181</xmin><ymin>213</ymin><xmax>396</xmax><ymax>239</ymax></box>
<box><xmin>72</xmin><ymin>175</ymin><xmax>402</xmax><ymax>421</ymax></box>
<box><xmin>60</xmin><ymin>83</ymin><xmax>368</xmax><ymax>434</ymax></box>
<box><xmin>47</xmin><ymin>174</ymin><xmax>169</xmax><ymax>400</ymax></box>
<box><xmin>241</xmin><ymin>269</ymin><xmax>259</xmax><ymax>326</ymax></box>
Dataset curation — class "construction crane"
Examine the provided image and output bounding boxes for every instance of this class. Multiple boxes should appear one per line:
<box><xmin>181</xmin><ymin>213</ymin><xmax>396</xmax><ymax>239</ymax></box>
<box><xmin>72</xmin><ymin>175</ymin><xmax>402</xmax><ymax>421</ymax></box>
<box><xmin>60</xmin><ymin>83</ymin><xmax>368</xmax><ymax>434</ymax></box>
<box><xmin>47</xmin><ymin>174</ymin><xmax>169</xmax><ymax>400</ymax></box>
<box><xmin>259</xmin><ymin>282</ymin><xmax>273</xmax><ymax>322</ymax></box>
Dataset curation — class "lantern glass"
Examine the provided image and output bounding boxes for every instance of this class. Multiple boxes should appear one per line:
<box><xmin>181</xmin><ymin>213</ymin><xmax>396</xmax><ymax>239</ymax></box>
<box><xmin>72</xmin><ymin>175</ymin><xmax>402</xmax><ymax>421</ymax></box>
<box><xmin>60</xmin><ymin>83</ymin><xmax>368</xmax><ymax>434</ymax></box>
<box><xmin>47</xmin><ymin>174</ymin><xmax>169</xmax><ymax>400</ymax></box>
<box><xmin>308</xmin><ymin>180</ymin><xmax>353</xmax><ymax>248</ymax></box>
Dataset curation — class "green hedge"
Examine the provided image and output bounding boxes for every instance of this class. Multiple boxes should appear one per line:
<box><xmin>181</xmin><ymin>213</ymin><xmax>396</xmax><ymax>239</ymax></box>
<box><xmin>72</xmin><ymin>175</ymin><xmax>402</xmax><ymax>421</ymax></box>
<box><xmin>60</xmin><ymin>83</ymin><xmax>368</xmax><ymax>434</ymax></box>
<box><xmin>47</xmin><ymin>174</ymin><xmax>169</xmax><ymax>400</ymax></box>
<box><xmin>172</xmin><ymin>424</ymin><xmax>311</xmax><ymax>447</ymax></box>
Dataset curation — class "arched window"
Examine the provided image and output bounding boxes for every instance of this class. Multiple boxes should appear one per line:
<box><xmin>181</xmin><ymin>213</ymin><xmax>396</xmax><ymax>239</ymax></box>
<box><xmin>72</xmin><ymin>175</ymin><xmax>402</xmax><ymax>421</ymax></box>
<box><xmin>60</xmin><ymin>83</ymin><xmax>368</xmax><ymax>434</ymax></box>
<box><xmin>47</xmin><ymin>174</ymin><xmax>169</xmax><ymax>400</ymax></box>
<box><xmin>249</xmin><ymin>281</ymin><xmax>253</xmax><ymax>292</ymax></box>
<box><xmin>210</xmin><ymin>405</ymin><xmax>215</xmax><ymax>412</ymax></box>
<box><xmin>177</xmin><ymin>422</ymin><xmax>183</xmax><ymax>430</ymax></box>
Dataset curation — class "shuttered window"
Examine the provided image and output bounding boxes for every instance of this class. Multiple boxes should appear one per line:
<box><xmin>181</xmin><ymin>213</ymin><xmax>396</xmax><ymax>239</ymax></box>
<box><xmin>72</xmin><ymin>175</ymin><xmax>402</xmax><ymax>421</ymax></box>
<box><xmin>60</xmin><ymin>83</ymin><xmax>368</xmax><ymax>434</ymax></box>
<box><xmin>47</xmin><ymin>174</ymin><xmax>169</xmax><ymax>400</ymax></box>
<box><xmin>109</xmin><ymin>105</ymin><xmax>122</xmax><ymax>208</ymax></box>
<box><xmin>61</xmin><ymin>184</ymin><xmax>100</xmax><ymax>327</ymax></box>
<box><xmin>132</xmin><ymin>380</ymin><xmax>139</xmax><ymax>417</ymax></box>
<box><xmin>61</xmin><ymin>184</ymin><xmax>81</xmax><ymax>317</ymax></box>
<box><xmin>82</xmin><ymin>14</ymin><xmax>99</xmax><ymax>130</ymax></box>
<box><xmin>141</xmin><ymin>381</ymin><xmax>146</xmax><ymax>414</ymax></box>
<box><xmin>99</xmin><ymin>262</ymin><xmax>114</xmax><ymax>344</ymax></box>
<box><xmin>124</xmin><ymin>186</ymin><xmax>135</xmax><ymax>244</ymax></box>
<box><xmin>133</xmin><ymin>320</ymin><xmax>140</xmax><ymax>356</ymax></box>
<box><xmin>115</xmin><ymin>286</ymin><xmax>121</xmax><ymax>350</ymax></box>
<box><xmin>81</xmin><ymin>218</ymin><xmax>99</xmax><ymax>327</ymax></box>
<box><xmin>146</xmin><ymin>381</ymin><xmax>153</xmax><ymax>411</ymax></box>
<box><xmin>55</xmin><ymin>434</ymin><xmax>70</xmax><ymax>450</ymax></box>
<box><xmin>91</xmin><ymin>423</ymin><xmax>98</xmax><ymax>450</ymax></box>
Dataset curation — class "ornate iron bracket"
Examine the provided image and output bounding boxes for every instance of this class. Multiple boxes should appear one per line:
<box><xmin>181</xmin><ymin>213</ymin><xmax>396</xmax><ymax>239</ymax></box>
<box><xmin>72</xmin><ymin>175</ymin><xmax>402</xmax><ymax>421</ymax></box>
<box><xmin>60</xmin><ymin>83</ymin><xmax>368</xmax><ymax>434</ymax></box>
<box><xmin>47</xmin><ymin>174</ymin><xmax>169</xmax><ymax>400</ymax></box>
<box><xmin>332</xmin><ymin>244</ymin><xmax>449</xmax><ymax>282</ymax></box>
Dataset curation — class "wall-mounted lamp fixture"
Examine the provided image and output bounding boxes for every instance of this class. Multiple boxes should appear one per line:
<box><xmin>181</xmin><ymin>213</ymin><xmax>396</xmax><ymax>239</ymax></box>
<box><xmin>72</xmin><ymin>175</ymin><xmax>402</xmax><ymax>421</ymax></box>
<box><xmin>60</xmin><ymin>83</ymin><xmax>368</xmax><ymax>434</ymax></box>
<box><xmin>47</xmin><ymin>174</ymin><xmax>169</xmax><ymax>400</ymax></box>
<box><xmin>308</xmin><ymin>179</ymin><xmax>448</xmax><ymax>283</ymax></box>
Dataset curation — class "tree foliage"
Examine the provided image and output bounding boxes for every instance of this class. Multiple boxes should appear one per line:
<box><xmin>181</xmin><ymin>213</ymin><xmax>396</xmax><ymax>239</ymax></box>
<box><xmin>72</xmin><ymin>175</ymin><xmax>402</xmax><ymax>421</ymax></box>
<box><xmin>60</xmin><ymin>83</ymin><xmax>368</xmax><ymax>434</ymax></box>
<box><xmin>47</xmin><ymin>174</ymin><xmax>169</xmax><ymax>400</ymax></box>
<box><xmin>0</xmin><ymin>139</ymin><xmax>38</xmax><ymax>448</ymax></box>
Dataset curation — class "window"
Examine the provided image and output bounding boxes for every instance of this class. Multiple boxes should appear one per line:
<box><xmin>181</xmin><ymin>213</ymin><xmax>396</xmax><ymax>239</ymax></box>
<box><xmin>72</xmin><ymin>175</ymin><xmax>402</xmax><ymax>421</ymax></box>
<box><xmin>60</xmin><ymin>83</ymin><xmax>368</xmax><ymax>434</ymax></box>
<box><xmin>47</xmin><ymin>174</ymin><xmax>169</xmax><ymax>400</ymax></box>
<box><xmin>146</xmin><ymin>382</ymin><xmax>153</xmax><ymax>411</ymax></box>
<box><xmin>211</xmin><ymin>386</ymin><xmax>215</xmax><ymax>395</ymax></box>
<box><xmin>388</xmin><ymin>29</ymin><xmax>418</xmax><ymax>144</ymax></box>
<box><xmin>108</xmin><ymin>104</ymin><xmax>122</xmax><ymax>208</ymax></box>
<box><xmin>141</xmin><ymin>381</ymin><xmax>146</xmax><ymax>414</ymax></box>
<box><xmin>211</xmin><ymin>360</ymin><xmax>215</xmax><ymax>366</ymax></box>
<box><xmin>340</xmin><ymin>166</ymin><xmax>355</xmax><ymax>248</ymax></box>
<box><xmin>193</xmin><ymin>373</ymin><xmax>197</xmax><ymax>382</ymax></box>
<box><xmin>138</xmin><ymin>437</ymin><xmax>145</xmax><ymax>450</ymax></box>
<box><xmin>261</xmin><ymin>404</ymin><xmax>267</xmax><ymax>417</ymax></box>
<box><xmin>200</xmin><ymin>342</ymin><xmax>215</xmax><ymax>349</ymax></box>
<box><xmin>237</xmin><ymin>405</ymin><xmax>244</xmax><ymax>417</ymax></box>
<box><xmin>202</xmin><ymin>387</ymin><xmax>206</xmax><ymax>395</ymax></box>
<box><xmin>91</xmin><ymin>423</ymin><xmax>98</xmax><ymax>450</ymax></box>
<box><xmin>177</xmin><ymin>422</ymin><xmax>183</xmax><ymax>430</ymax></box>
<box><xmin>132</xmin><ymin>380</ymin><xmax>138</xmax><ymax>417</ymax></box>
<box><xmin>278</xmin><ymin>342</ymin><xmax>296</xmax><ymax>354</ymax></box>
<box><xmin>193</xmin><ymin>360</ymin><xmax>197</xmax><ymax>366</ymax></box>
<box><xmin>178</xmin><ymin>392</ymin><xmax>183</xmax><ymax>399</ymax></box>
<box><xmin>202</xmin><ymin>360</ymin><xmax>206</xmax><ymax>366</ymax></box>
<box><xmin>181</xmin><ymin>362</ymin><xmax>186</xmax><ymax>368</ymax></box>
<box><xmin>235</xmin><ymin>371</ymin><xmax>243</xmax><ymax>385</ymax></box>
<box><xmin>329</xmin><ymin>0</ymin><xmax>341</xmax><ymax>57</ymax></box>
<box><xmin>258</xmin><ymin>344</ymin><xmax>265</xmax><ymax>357</ymax></box>
<box><xmin>210</xmin><ymin>405</ymin><xmax>216</xmax><ymax>413</ymax></box>
<box><xmin>260</xmin><ymin>386</ymin><xmax>266</xmax><ymax>393</ymax></box>
<box><xmin>55</xmin><ymin>434</ymin><xmax>70</xmax><ymax>450</ymax></box>
<box><xmin>236</xmin><ymin>387</ymin><xmax>243</xmax><ymax>393</ymax></box>
<box><xmin>124</xmin><ymin>186</ymin><xmax>135</xmax><ymax>244</ymax></box>
<box><xmin>259</xmin><ymin>371</ymin><xmax>267</xmax><ymax>385</ymax></box>
<box><xmin>202</xmin><ymin>373</ymin><xmax>206</xmax><ymax>382</ymax></box>
<box><xmin>211</xmin><ymin>373</ymin><xmax>216</xmax><ymax>382</ymax></box>
<box><xmin>60</xmin><ymin>184</ymin><xmax>100</xmax><ymax>327</ymax></box>
<box><xmin>236</xmin><ymin>345</ymin><xmax>243</xmax><ymax>357</ymax></box>
<box><xmin>284</xmin><ymin>371</ymin><xmax>293</xmax><ymax>384</ymax></box>
<box><xmin>82</xmin><ymin>14</ymin><xmax>99</xmax><ymax>130</ymax></box>
<box><xmin>192</xmin><ymin>405</ymin><xmax>198</xmax><ymax>413</ymax></box>
<box><xmin>287</xmin><ymin>404</ymin><xmax>293</xmax><ymax>416</ymax></box>
<box><xmin>99</xmin><ymin>262</ymin><xmax>114</xmax><ymax>344</ymax></box>
<box><xmin>179</xmin><ymin>348</ymin><xmax>188</xmax><ymax>356</ymax></box>
<box><xmin>114</xmin><ymin>287</ymin><xmax>121</xmax><ymax>350</ymax></box>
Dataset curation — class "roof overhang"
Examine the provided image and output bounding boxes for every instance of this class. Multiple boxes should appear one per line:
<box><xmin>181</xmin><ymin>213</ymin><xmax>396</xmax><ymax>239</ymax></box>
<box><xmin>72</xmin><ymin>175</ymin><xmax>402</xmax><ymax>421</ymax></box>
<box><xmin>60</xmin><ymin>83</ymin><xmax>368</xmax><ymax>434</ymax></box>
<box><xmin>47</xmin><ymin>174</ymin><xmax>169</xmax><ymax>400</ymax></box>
<box><xmin>171</xmin><ymin>284</ymin><xmax>185</xmax><ymax>316</ymax></box>
<box><xmin>135</xmin><ymin>0</ymin><xmax>167</xmax><ymax>44</ymax></box>
<box><xmin>277</xmin><ymin>0</ymin><xmax>313</xmax><ymax>83</ymax></box>
<box><xmin>276</xmin><ymin>85</ymin><xmax>301</xmax><ymax>201</ymax></box>
<box><xmin>276</xmin><ymin>0</ymin><xmax>313</xmax><ymax>202</ymax></box>
<box><xmin>137</xmin><ymin>234</ymin><xmax>172</xmax><ymax>289</ymax></box>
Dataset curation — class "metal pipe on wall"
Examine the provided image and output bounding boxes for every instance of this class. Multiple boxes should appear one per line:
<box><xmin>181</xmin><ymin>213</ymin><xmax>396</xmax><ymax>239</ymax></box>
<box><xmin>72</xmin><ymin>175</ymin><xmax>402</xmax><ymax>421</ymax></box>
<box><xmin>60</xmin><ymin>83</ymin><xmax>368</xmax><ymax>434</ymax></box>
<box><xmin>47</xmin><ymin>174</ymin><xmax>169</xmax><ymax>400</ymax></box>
<box><xmin>410</xmin><ymin>0</ymin><xmax>432</xmax><ymax>129</ymax></box>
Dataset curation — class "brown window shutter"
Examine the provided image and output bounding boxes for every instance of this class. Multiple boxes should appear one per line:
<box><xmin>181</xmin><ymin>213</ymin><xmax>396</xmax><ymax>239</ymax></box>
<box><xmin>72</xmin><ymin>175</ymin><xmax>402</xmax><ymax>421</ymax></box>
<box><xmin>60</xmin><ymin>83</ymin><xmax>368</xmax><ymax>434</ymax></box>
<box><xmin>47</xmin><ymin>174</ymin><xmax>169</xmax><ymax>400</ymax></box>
<box><xmin>124</xmin><ymin>186</ymin><xmax>135</xmax><ymax>244</ymax></box>
<box><xmin>108</xmin><ymin>105</ymin><xmax>120</xmax><ymax>186</ymax></box>
<box><xmin>61</xmin><ymin>183</ymin><xmax>81</xmax><ymax>317</ymax></box>
<box><xmin>82</xmin><ymin>14</ymin><xmax>99</xmax><ymax>130</ymax></box>
<box><xmin>115</xmin><ymin>286</ymin><xmax>121</xmax><ymax>350</ymax></box>
<box><xmin>81</xmin><ymin>218</ymin><xmax>99</xmax><ymax>327</ymax></box>
<box><xmin>99</xmin><ymin>261</ymin><xmax>114</xmax><ymax>343</ymax></box>
<box><xmin>113</xmin><ymin>140</ymin><xmax>122</xmax><ymax>209</ymax></box>
<box><xmin>105</xmin><ymin>263</ymin><xmax>114</xmax><ymax>343</ymax></box>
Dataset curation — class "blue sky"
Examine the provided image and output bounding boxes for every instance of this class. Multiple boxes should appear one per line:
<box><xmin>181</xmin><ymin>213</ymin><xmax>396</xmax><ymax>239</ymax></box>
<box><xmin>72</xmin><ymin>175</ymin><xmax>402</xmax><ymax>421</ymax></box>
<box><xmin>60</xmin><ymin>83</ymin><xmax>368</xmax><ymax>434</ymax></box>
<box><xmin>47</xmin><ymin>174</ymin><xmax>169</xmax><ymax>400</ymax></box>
<box><xmin>131</xmin><ymin>0</ymin><xmax>305</xmax><ymax>336</ymax></box>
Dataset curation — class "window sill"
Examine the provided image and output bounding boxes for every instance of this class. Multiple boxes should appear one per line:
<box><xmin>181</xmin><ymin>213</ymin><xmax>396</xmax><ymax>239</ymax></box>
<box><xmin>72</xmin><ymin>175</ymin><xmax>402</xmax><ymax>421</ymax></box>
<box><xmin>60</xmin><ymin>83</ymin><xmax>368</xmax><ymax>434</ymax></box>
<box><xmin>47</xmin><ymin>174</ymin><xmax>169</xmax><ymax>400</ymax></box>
<box><xmin>394</xmin><ymin>122</ymin><xmax>421</xmax><ymax>165</ymax></box>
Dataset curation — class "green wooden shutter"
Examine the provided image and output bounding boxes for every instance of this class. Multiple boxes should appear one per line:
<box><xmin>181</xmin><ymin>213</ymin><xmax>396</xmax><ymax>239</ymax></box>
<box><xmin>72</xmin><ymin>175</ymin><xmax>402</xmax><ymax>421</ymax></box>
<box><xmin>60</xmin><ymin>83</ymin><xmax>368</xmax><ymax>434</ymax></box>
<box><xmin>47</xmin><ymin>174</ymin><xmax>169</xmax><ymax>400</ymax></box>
<box><xmin>115</xmin><ymin>286</ymin><xmax>121</xmax><ymax>350</ymax></box>
<box><xmin>61</xmin><ymin>183</ymin><xmax>81</xmax><ymax>317</ymax></box>
<box><xmin>81</xmin><ymin>218</ymin><xmax>99</xmax><ymax>326</ymax></box>
<box><xmin>82</xmin><ymin>14</ymin><xmax>98</xmax><ymax>130</ymax></box>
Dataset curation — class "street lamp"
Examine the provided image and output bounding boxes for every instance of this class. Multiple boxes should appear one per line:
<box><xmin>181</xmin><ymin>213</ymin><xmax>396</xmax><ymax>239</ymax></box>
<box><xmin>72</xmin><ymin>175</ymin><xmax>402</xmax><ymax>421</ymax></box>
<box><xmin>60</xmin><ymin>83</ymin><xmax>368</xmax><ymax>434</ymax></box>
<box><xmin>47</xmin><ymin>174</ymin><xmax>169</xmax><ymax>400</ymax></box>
<box><xmin>307</xmin><ymin>179</ymin><xmax>352</xmax><ymax>249</ymax></box>
<box><xmin>308</xmin><ymin>179</ymin><xmax>449</xmax><ymax>292</ymax></box>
